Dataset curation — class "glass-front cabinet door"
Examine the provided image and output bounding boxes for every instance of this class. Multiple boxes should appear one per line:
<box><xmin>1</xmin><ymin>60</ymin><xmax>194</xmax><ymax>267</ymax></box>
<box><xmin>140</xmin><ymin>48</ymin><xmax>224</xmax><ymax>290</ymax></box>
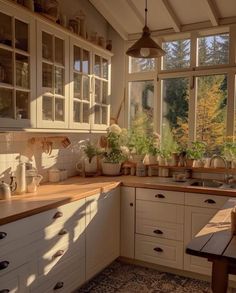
<box><xmin>69</xmin><ymin>37</ymin><xmax>91</xmax><ymax>129</ymax></box>
<box><xmin>0</xmin><ymin>1</ymin><xmax>36</xmax><ymax>128</ymax></box>
<box><xmin>91</xmin><ymin>53</ymin><xmax>111</xmax><ymax>130</ymax></box>
<box><xmin>37</xmin><ymin>21</ymin><xmax>69</xmax><ymax>128</ymax></box>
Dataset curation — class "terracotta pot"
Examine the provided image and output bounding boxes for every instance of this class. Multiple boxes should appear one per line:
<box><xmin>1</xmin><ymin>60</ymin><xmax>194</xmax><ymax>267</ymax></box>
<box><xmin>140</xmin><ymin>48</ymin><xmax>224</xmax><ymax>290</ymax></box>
<box><xmin>143</xmin><ymin>154</ymin><xmax>158</xmax><ymax>165</ymax></box>
<box><xmin>186</xmin><ymin>159</ymin><xmax>194</xmax><ymax>167</ymax></box>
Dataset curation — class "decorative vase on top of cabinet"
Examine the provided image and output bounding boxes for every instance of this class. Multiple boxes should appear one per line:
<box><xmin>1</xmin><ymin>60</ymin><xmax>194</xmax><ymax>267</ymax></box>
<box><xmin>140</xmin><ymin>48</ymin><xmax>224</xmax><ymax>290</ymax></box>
<box><xmin>0</xmin><ymin>0</ymin><xmax>36</xmax><ymax>129</ymax></box>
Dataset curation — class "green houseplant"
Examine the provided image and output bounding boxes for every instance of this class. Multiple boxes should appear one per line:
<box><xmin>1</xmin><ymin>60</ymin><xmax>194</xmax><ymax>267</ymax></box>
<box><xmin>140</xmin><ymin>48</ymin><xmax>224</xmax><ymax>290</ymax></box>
<box><xmin>223</xmin><ymin>137</ymin><xmax>236</xmax><ymax>168</ymax></box>
<box><xmin>186</xmin><ymin>141</ymin><xmax>206</xmax><ymax>167</ymax></box>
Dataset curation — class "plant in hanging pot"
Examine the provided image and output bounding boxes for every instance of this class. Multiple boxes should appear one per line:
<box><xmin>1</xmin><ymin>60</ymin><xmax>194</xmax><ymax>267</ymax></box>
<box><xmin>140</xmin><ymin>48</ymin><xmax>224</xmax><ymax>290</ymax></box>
<box><xmin>101</xmin><ymin>124</ymin><xmax>128</xmax><ymax>175</ymax></box>
<box><xmin>186</xmin><ymin>141</ymin><xmax>206</xmax><ymax>167</ymax></box>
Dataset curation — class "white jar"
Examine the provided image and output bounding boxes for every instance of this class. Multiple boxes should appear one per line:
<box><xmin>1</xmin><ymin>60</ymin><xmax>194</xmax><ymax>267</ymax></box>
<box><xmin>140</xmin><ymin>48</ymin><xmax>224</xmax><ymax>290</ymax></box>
<box><xmin>48</xmin><ymin>168</ymin><xmax>60</xmax><ymax>183</ymax></box>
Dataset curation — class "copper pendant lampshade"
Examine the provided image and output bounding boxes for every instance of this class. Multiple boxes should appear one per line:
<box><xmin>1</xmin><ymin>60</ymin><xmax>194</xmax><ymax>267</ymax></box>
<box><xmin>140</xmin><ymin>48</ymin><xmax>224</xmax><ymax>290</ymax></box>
<box><xmin>126</xmin><ymin>0</ymin><xmax>166</xmax><ymax>58</ymax></box>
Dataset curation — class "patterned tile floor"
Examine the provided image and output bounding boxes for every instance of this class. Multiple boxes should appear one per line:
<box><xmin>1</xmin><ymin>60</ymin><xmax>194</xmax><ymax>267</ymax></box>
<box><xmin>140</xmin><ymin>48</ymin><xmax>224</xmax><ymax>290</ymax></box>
<box><xmin>78</xmin><ymin>260</ymin><xmax>213</xmax><ymax>293</ymax></box>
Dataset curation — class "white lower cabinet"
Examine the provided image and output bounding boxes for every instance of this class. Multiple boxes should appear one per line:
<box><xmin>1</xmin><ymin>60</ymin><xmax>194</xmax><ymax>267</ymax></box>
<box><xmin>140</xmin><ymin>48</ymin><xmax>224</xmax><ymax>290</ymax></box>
<box><xmin>120</xmin><ymin>187</ymin><xmax>135</xmax><ymax>259</ymax></box>
<box><xmin>85</xmin><ymin>188</ymin><xmax>120</xmax><ymax>280</ymax></box>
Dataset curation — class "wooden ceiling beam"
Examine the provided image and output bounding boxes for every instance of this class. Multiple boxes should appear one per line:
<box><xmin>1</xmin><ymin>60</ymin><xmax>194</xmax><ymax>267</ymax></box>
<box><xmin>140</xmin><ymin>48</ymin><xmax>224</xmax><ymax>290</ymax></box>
<box><xmin>204</xmin><ymin>0</ymin><xmax>219</xmax><ymax>26</ymax></box>
<box><xmin>161</xmin><ymin>0</ymin><xmax>181</xmax><ymax>32</ymax></box>
<box><xmin>126</xmin><ymin>0</ymin><xmax>144</xmax><ymax>27</ymax></box>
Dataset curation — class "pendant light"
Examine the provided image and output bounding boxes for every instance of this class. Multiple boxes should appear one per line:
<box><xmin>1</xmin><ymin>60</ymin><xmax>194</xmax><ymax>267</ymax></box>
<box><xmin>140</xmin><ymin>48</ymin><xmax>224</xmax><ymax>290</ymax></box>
<box><xmin>126</xmin><ymin>0</ymin><xmax>166</xmax><ymax>58</ymax></box>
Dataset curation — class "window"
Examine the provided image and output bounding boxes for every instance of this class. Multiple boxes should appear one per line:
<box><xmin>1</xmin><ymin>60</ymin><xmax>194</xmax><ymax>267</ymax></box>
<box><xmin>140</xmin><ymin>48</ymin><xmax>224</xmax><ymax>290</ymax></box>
<box><xmin>162</xmin><ymin>39</ymin><xmax>190</xmax><ymax>70</ymax></box>
<box><xmin>129</xmin><ymin>57</ymin><xmax>155</xmax><ymax>73</ymax></box>
<box><xmin>127</xmin><ymin>30</ymin><xmax>234</xmax><ymax>150</ymax></box>
<box><xmin>129</xmin><ymin>81</ymin><xmax>154</xmax><ymax>125</ymax></box>
<box><xmin>197</xmin><ymin>33</ymin><xmax>229</xmax><ymax>66</ymax></box>
<box><xmin>162</xmin><ymin>78</ymin><xmax>189</xmax><ymax>145</ymax></box>
<box><xmin>196</xmin><ymin>74</ymin><xmax>227</xmax><ymax>153</ymax></box>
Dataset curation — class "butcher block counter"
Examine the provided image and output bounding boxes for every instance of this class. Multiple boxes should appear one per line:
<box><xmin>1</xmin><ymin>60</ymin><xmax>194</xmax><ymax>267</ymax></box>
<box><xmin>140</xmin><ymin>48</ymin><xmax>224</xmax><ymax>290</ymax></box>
<box><xmin>1</xmin><ymin>176</ymin><xmax>236</xmax><ymax>225</ymax></box>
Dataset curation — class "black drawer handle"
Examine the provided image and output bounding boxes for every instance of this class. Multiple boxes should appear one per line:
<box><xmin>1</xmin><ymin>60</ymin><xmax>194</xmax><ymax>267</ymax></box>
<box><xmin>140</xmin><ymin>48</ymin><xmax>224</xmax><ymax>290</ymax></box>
<box><xmin>0</xmin><ymin>261</ymin><xmax>9</xmax><ymax>270</ymax></box>
<box><xmin>53</xmin><ymin>250</ymin><xmax>64</xmax><ymax>259</ymax></box>
<box><xmin>54</xmin><ymin>282</ymin><xmax>64</xmax><ymax>290</ymax></box>
<box><xmin>0</xmin><ymin>232</ymin><xmax>7</xmax><ymax>240</ymax></box>
<box><xmin>155</xmin><ymin>194</ymin><xmax>165</xmax><ymax>199</ymax></box>
<box><xmin>153</xmin><ymin>229</ymin><xmax>163</xmax><ymax>235</ymax></box>
<box><xmin>53</xmin><ymin>211</ymin><xmax>63</xmax><ymax>219</ymax></box>
<box><xmin>153</xmin><ymin>247</ymin><xmax>163</xmax><ymax>252</ymax></box>
<box><xmin>130</xmin><ymin>203</ymin><xmax>134</xmax><ymax>207</ymax></box>
<box><xmin>58</xmin><ymin>229</ymin><xmax>67</xmax><ymax>236</ymax></box>
<box><xmin>0</xmin><ymin>290</ymin><xmax>10</xmax><ymax>293</ymax></box>
<box><xmin>204</xmin><ymin>199</ymin><xmax>216</xmax><ymax>204</ymax></box>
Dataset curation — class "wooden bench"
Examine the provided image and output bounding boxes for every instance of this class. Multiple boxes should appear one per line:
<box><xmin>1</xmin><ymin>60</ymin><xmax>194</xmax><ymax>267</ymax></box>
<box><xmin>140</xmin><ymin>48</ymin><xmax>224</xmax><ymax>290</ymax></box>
<box><xmin>186</xmin><ymin>198</ymin><xmax>236</xmax><ymax>293</ymax></box>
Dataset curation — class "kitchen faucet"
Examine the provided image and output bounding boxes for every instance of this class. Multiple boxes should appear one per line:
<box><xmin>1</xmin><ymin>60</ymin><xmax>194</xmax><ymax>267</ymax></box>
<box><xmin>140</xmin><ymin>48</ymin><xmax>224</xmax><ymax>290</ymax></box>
<box><xmin>209</xmin><ymin>155</ymin><xmax>233</xmax><ymax>184</ymax></box>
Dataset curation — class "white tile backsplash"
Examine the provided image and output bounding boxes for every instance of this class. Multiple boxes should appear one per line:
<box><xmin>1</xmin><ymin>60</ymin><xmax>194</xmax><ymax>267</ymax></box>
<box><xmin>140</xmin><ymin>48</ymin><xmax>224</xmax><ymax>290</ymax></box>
<box><xmin>0</xmin><ymin>132</ymin><xmax>101</xmax><ymax>184</ymax></box>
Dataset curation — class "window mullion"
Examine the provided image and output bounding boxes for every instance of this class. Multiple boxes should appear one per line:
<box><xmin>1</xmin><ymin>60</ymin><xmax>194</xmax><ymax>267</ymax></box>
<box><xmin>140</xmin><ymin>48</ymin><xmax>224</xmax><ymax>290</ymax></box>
<box><xmin>189</xmin><ymin>75</ymin><xmax>196</xmax><ymax>142</ymax></box>
<box><xmin>227</xmin><ymin>72</ymin><xmax>235</xmax><ymax>136</ymax></box>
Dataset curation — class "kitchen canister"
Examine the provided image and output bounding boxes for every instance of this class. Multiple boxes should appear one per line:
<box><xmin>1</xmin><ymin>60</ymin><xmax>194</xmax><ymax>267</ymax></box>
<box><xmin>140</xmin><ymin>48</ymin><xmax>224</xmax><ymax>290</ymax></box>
<box><xmin>48</xmin><ymin>168</ymin><xmax>60</xmax><ymax>183</ymax></box>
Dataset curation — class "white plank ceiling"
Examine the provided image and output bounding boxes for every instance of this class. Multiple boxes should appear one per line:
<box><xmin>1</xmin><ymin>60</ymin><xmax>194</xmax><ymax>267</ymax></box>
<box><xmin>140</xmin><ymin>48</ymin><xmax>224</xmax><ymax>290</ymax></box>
<box><xmin>89</xmin><ymin>0</ymin><xmax>236</xmax><ymax>39</ymax></box>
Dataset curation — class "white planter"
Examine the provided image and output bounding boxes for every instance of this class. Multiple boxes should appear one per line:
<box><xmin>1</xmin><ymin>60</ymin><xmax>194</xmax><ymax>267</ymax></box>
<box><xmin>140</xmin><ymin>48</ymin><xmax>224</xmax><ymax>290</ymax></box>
<box><xmin>102</xmin><ymin>162</ymin><xmax>121</xmax><ymax>175</ymax></box>
<box><xmin>84</xmin><ymin>157</ymin><xmax>97</xmax><ymax>173</ymax></box>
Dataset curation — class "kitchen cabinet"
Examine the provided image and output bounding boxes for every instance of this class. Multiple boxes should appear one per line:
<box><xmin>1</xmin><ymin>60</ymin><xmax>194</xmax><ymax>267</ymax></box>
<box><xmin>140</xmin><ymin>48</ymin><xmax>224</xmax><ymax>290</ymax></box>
<box><xmin>135</xmin><ymin>188</ymin><xmax>184</xmax><ymax>269</ymax></box>
<box><xmin>85</xmin><ymin>187</ymin><xmax>120</xmax><ymax>280</ymax></box>
<box><xmin>184</xmin><ymin>193</ymin><xmax>228</xmax><ymax>275</ymax></box>
<box><xmin>0</xmin><ymin>0</ymin><xmax>36</xmax><ymax>129</ymax></box>
<box><xmin>36</xmin><ymin>20</ymin><xmax>70</xmax><ymax>129</ymax></box>
<box><xmin>0</xmin><ymin>0</ymin><xmax>112</xmax><ymax>131</ymax></box>
<box><xmin>120</xmin><ymin>186</ymin><xmax>135</xmax><ymax>259</ymax></box>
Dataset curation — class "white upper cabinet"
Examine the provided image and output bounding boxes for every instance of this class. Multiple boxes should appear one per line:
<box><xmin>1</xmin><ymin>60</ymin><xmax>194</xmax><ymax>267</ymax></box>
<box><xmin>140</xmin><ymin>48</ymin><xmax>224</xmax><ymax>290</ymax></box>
<box><xmin>0</xmin><ymin>0</ymin><xmax>36</xmax><ymax>129</ymax></box>
<box><xmin>69</xmin><ymin>37</ymin><xmax>91</xmax><ymax>130</ymax></box>
<box><xmin>0</xmin><ymin>0</ymin><xmax>112</xmax><ymax>132</ymax></box>
<box><xmin>37</xmin><ymin>20</ymin><xmax>70</xmax><ymax>129</ymax></box>
<box><xmin>91</xmin><ymin>52</ymin><xmax>111</xmax><ymax>131</ymax></box>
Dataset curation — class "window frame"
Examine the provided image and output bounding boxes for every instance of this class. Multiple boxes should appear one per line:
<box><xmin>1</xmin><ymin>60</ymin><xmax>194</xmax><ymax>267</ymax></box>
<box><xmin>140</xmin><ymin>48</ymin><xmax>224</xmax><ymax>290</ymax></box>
<box><xmin>126</xmin><ymin>25</ymin><xmax>236</xmax><ymax>145</ymax></box>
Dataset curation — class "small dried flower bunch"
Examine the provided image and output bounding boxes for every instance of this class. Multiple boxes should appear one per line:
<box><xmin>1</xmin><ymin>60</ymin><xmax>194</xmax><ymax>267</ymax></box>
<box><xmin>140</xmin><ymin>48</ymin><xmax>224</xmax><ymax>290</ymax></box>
<box><xmin>103</xmin><ymin>124</ymin><xmax>129</xmax><ymax>164</ymax></box>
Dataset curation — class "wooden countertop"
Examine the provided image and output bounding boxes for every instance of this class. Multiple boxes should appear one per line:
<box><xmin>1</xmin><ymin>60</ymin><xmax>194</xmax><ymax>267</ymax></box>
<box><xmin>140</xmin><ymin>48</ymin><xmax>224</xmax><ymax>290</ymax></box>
<box><xmin>1</xmin><ymin>176</ymin><xmax>236</xmax><ymax>225</ymax></box>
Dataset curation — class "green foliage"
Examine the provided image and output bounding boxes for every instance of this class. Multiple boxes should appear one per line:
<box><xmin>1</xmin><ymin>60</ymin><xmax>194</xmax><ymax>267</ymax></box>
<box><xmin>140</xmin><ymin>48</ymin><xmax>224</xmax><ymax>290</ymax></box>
<box><xmin>82</xmin><ymin>141</ymin><xmax>100</xmax><ymax>163</ymax></box>
<box><xmin>103</xmin><ymin>149</ymin><xmax>126</xmax><ymax>164</ymax></box>
<box><xmin>186</xmin><ymin>141</ymin><xmax>206</xmax><ymax>160</ymax></box>
<box><xmin>223</xmin><ymin>138</ymin><xmax>236</xmax><ymax>160</ymax></box>
<box><xmin>161</xmin><ymin>124</ymin><xmax>179</xmax><ymax>158</ymax></box>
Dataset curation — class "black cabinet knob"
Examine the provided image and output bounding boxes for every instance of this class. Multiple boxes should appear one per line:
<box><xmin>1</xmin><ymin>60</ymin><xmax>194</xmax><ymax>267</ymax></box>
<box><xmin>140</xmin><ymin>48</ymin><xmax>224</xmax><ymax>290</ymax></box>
<box><xmin>0</xmin><ymin>290</ymin><xmax>10</xmax><ymax>293</ymax></box>
<box><xmin>0</xmin><ymin>232</ymin><xmax>7</xmax><ymax>240</ymax></box>
<box><xmin>58</xmin><ymin>229</ymin><xmax>67</xmax><ymax>236</ymax></box>
<box><xmin>0</xmin><ymin>261</ymin><xmax>9</xmax><ymax>270</ymax></box>
<box><xmin>155</xmin><ymin>194</ymin><xmax>165</xmax><ymax>199</ymax></box>
<box><xmin>153</xmin><ymin>229</ymin><xmax>163</xmax><ymax>235</ymax></box>
<box><xmin>53</xmin><ymin>250</ymin><xmax>64</xmax><ymax>259</ymax></box>
<box><xmin>130</xmin><ymin>203</ymin><xmax>134</xmax><ymax>207</ymax></box>
<box><xmin>153</xmin><ymin>247</ymin><xmax>163</xmax><ymax>252</ymax></box>
<box><xmin>53</xmin><ymin>282</ymin><xmax>64</xmax><ymax>290</ymax></box>
<box><xmin>53</xmin><ymin>211</ymin><xmax>63</xmax><ymax>219</ymax></box>
<box><xmin>204</xmin><ymin>199</ymin><xmax>216</xmax><ymax>204</ymax></box>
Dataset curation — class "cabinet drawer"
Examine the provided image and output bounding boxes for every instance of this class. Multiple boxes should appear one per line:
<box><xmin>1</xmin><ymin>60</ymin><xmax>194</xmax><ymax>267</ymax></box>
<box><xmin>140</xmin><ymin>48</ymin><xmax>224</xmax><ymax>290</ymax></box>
<box><xmin>136</xmin><ymin>188</ymin><xmax>184</xmax><ymax>204</ymax></box>
<box><xmin>135</xmin><ymin>234</ymin><xmax>183</xmax><ymax>269</ymax></box>
<box><xmin>136</xmin><ymin>200</ymin><xmax>184</xmax><ymax>224</ymax></box>
<box><xmin>185</xmin><ymin>193</ymin><xmax>228</xmax><ymax>209</ymax></box>
<box><xmin>136</xmin><ymin>218</ymin><xmax>184</xmax><ymax>241</ymax></box>
<box><xmin>0</xmin><ymin>273</ymin><xmax>19</xmax><ymax>293</ymax></box>
<box><xmin>33</xmin><ymin>255</ymin><xmax>85</xmax><ymax>293</ymax></box>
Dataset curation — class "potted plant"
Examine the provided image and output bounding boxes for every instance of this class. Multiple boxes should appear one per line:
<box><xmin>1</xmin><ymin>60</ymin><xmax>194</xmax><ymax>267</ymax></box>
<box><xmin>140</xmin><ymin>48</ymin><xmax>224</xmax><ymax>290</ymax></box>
<box><xmin>186</xmin><ymin>141</ymin><xmax>206</xmax><ymax>167</ymax></box>
<box><xmin>101</xmin><ymin>124</ymin><xmax>127</xmax><ymax>175</ymax></box>
<box><xmin>143</xmin><ymin>132</ymin><xmax>160</xmax><ymax>165</ymax></box>
<box><xmin>223</xmin><ymin>138</ymin><xmax>236</xmax><ymax>168</ymax></box>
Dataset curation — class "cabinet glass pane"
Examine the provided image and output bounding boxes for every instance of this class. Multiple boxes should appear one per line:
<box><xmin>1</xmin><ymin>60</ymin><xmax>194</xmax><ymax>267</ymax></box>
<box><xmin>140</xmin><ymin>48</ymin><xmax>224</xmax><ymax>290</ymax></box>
<box><xmin>55</xmin><ymin>98</ymin><xmax>64</xmax><ymax>121</ymax></box>
<box><xmin>102</xmin><ymin>106</ymin><xmax>107</xmax><ymax>124</ymax></box>
<box><xmin>16</xmin><ymin>54</ymin><xmax>29</xmax><ymax>88</ymax></box>
<box><xmin>102</xmin><ymin>59</ymin><xmax>108</xmax><ymax>79</ymax></box>
<box><xmin>0</xmin><ymin>88</ymin><xmax>13</xmax><ymax>118</ymax></box>
<box><xmin>95</xmin><ymin>79</ymin><xmax>101</xmax><ymax>103</ymax></box>
<box><xmin>74</xmin><ymin>46</ymin><xmax>81</xmax><ymax>72</ymax></box>
<box><xmin>42</xmin><ymin>63</ymin><xmax>53</xmax><ymax>90</ymax></box>
<box><xmin>55</xmin><ymin>66</ymin><xmax>64</xmax><ymax>95</ymax></box>
<box><xmin>42</xmin><ymin>96</ymin><xmax>53</xmax><ymax>120</ymax></box>
<box><xmin>83</xmin><ymin>103</ymin><xmax>89</xmax><ymax>123</ymax></box>
<box><xmin>55</xmin><ymin>37</ymin><xmax>64</xmax><ymax>65</ymax></box>
<box><xmin>82</xmin><ymin>50</ymin><xmax>89</xmax><ymax>74</ymax></box>
<box><xmin>94</xmin><ymin>105</ymin><xmax>100</xmax><ymax>124</ymax></box>
<box><xmin>0</xmin><ymin>49</ymin><xmax>13</xmax><ymax>84</ymax></box>
<box><xmin>15</xmin><ymin>19</ymin><xmax>28</xmax><ymax>52</ymax></box>
<box><xmin>16</xmin><ymin>91</ymin><xmax>29</xmax><ymax>119</ymax></box>
<box><xmin>73</xmin><ymin>101</ymin><xmax>81</xmax><ymax>122</ymax></box>
<box><xmin>102</xmin><ymin>81</ymin><xmax>108</xmax><ymax>104</ymax></box>
<box><xmin>83</xmin><ymin>76</ymin><xmax>89</xmax><ymax>101</ymax></box>
<box><xmin>42</xmin><ymin>32</ymin><xmax>53</xmax><ymax>61</ymax></box>
<box><xmin>74</xmin><ymin>72</ymin><xmax>81</xmax><ymax>99</ymax></box>
<box><xmin>0</xmin><ymin>12</ymin><xmax>12</xmax><ymax>47</ymax></box>
<box><xmin>94</xmin><ymin>55</ymin><xmax>101</xmax><ymax>76</ymax></box>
